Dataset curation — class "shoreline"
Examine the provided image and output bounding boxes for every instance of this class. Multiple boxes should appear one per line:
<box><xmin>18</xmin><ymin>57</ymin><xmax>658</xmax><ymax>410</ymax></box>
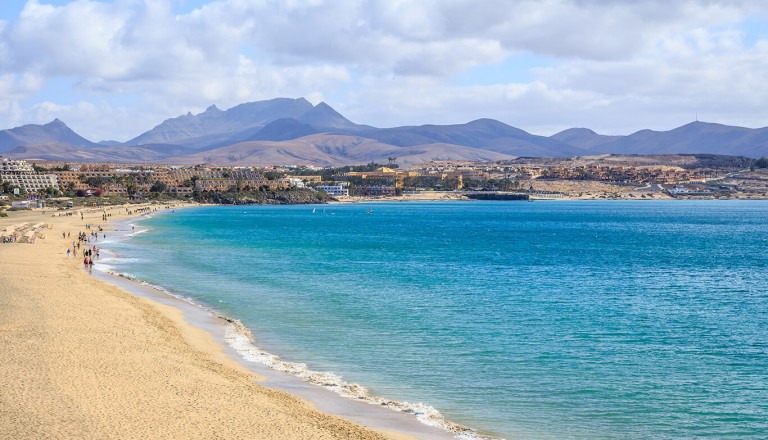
<box><xmin>96</xmin><ymin>211</ymin><xmax>478</xmax><ymax>440</ymax></box>
<box><xmin>0</xmin><ymin>203</ymin><xmax>463</xmax><ymax>440</ymax></box>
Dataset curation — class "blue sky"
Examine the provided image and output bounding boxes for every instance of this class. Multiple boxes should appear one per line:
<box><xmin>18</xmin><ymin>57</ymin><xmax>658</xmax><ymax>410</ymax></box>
<box><xmin>1</xmin><ymin>0</ymin><xmax>768</xmax><ymax>142</ymax></box>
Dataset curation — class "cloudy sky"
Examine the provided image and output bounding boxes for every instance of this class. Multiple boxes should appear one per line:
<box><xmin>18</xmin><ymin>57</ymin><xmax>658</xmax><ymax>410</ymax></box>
<box><xmin>1</xmin><ymin>0</ymin><xmax>767</xmax><ymax>142</ymax></box>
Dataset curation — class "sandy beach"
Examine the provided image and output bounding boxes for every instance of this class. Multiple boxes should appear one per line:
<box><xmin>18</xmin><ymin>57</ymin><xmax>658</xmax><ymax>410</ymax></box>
<box><xmin>0</xmin><ymin>203</ymin><xmax>407</xmax><ymax>440</ymax></box>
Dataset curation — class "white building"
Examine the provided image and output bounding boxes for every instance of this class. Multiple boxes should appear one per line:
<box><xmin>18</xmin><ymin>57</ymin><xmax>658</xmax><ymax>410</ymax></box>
<box><xmin>280</xmin><ymin>178</ymin><xmax>306</xmax><ymax>188</ymax></box>
<box><xmin>11</xmin><ymin>200</ymin><xmax>33</xmax><ymax>209</ymax></box>
<box><xmin>0</xmin><ymin>157</ymin><xmax>34</xmax><ymax>173</ymax></box>
<box><xmin>1</xmin><ymin>156</ymin><xmax>59</xmax><ymax>194</ymax></box>
<box><xmin>315</xmin><ymin>183</ymin><xmax>349</xmax><ymax>196</ymax></box>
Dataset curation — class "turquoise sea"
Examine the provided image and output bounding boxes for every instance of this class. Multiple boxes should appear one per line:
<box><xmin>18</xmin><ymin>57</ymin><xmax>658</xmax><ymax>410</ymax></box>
<box><xmin>103</xmin><ymin>201</ymin><xmax>768</xmax><ymax>439</ymax></box>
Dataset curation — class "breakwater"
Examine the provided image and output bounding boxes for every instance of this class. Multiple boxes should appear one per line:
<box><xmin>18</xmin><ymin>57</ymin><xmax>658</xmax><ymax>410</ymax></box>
<box><xmin>465</xmin><ymin>191</ymin><xmax>529</xmax><ymax>201</ymax></box>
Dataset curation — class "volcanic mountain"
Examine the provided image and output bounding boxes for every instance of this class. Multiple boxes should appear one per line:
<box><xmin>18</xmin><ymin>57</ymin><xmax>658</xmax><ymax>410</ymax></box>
<box><xmin>2</xmin><ymin>99</ymin><xmax>767</xmax><ymax>164</ymax></box>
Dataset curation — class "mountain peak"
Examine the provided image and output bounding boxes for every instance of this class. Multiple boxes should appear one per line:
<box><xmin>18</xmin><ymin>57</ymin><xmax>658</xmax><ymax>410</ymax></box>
<box><xmin>550</xmin><ymin>127</ymin><xmax>619</xmax><ymax>151</ymax></box>
<box><xmin>126</xmin><ymin>97</ymin><xmax>315</xmax><ymax>147</ymax></box>
<box><xmin>246</xmin><ymin>118</ymin><xmax>318</xmax><ymax>142</ymax></box>
<box><xmin>0</xmin><ymin>118</ymin><xmax>97</xmax><ymax>153</ymax></box>
<box><xmin>298</xmin><ymin>101</ymin><xmax>358</xmax><ymax>130</ymax></box>
<box><xmin>466</xmin><ymin>118</ymin><xmax>514</xmax><ymax>129</ymax></box>
<box><xmin>555</xmin><ymin>127</ymin><xmax>598</xmax><ymax>136</ymax></box>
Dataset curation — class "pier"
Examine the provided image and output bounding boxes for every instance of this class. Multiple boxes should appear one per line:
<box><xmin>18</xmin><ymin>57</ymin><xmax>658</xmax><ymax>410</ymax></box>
<box><xmin>465</xmin><ymin>191</ymin><xmax>529</xmax><ymax>201</ymax></box>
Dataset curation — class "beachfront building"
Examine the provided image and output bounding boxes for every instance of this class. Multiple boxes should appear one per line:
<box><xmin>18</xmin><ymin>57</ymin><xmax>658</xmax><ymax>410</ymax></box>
<box><xmin>332</xmin><ymin>167</ymin><xmax>417</xmax><ymax>189</ymax></box>
<box><xmin>315</xmin><ymin>183</ymin><xmax>349</xmax><ymax>196</ymax></box>
<box><xmin>0</xmin><ymin>157</ymin><xmax>59</xmax><ymax>194</ymax></box>
<box><xmin>366</xmin><ymin>186</ymin><xmax>396</xmax><ymax>196</ymax></box>
<box><xmin>54</xmin><ymin>171</ymin><xmax>97</xmax><ymax>192</ymax></box>
<box><xmin>168</xmin><ymin>186</ymin><xmax>194</xmax><ymax>197</ymax></box>
<box><xmin>286</xmin><ymin>175</ymin><xmax>322</xmax><ymax>184</ymax></box>
<box><xmin>193</xmin><ymin>177</ymin><xmax>289</xmax><ymax>192</ymax></box>
<box><xmin>1</xmin><ymin>157</ymin><xmax>35</xmax><ymax>173</ymax></box>
<box><xmin>280</xmin><ymin>178</ymin><xmax>306</xmax><ymax>188</ymax></box>
<box><xmin>100</xmin><ymin>183</ymin><xmax>130</xmax><ymax>197</ymax></box>
<box><xmin>666</xmin><ymin>184</ymin><xmax>713</xmax><ymax>196</ymax></box>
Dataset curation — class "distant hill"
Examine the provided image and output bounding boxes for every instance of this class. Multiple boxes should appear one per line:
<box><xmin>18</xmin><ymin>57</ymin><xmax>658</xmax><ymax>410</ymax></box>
<box><xmin>295</xmin><ymin>102</ymin><xmax>373</xmax><ymax>133</ymax></box>
<box><xmin>550</xmin><ymin>128</ymin><xmax>621</xmax><ymax>150</ymax></box>
<box><xmin>554</xmin><ymin>122</ymin><xmax>768</xmax><ymax>157</ymax></box>
<box><xmin>367</xmin><ymin>119</ymin><xmax>587</xmax><ymax>157</ymax></box>
<box><xmin>97</xmin><ymin>140</ymin><xmax>124</xmax><ymax>147</ymax></box>
<box><xmin>6</xmin><ymin>143</ymin><xmax>186</xmax><ymax>163</ymax></box>
<box><xmin>244</xmin><ymin>118</ymin><xmax>319</xmax><ymax>142</ymax></box>
<box><xmin>165</xmin><ymin>134</ymin><xmax>512</xmax><ymax>167</ymax></box>
<box><xmin>0</xmin><ymin>119</ymin><xmax>99</xmax><ymax>153</ymax></box>
<box><xmin>125</xmin><ymin>98</ymin><xmax>315</xmax><ymax>147</ymax></box>
<box><xmin>2</xmin><ymin>98</ymin><xmax>767</xmax><ymax>165</ymax></box>
<box><xmin>112</xmin><ymin>100</ymin><xmax>593</xmax><ymax>161</ymax></box>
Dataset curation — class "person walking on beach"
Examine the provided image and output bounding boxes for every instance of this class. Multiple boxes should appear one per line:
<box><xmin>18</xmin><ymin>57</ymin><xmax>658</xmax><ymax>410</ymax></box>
<box><xmin>67</xmin><ymin>248</ymin><xmax>71</xmax><ymax>258</ymax></box>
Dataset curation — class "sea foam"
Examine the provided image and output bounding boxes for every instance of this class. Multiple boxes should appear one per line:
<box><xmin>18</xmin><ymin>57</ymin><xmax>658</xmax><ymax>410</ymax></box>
<box><xmin>223</xmin><ymin>318</ymin><xmax>494</xmax><ymax>440</ymax></box>
<box><xmin>103</xmin><ymin>265</ymin><xmax>492</xmax><ymax>438</ymax></box>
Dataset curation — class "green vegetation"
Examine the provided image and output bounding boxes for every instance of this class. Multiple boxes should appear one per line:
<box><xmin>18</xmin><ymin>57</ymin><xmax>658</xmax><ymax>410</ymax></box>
<box><xmin>150</xmin><ymin>180</ymin><xmax>168</xmax><ymax>193</ymax></box>
<box><xmin>1</xmin><ymin>181</ymin><xmax>15</xmax><ymax>194</ymax></box>
<box><xmin>290</xmin><ymin>162</ymin><xmax>388</xmax><ymax>181</ymax></box>
<box><xmin>192</xmin><ymin>187</ymin><xmax>333</xmax><ymax>205</ymax></box>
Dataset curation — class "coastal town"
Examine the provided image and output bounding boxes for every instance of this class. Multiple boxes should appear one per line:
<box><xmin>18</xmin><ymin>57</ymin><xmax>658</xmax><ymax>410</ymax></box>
<box><xmin>1</xmin><ymin>154</ymin><xmax>767</xmax><ymax>210</ymax></box>
<box><xmin>5</xmin><ymin>2</ymin><xmax>768</xmax><ymax>440</ymax></box>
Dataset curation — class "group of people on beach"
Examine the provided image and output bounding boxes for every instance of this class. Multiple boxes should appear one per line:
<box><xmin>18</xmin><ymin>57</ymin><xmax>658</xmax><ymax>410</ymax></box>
<box><xmin>82</xmin><ymin>246</ymin><xmax>98</xmax><ymax>269</ymax></box>
<box><xmin>60</xmin><ymin>203</ymin><xmax>184</xmax><ymax>268</ymax></box>
<box><xmin>66</xmin><ymin>224</ymin><xmax>103</xmax><ymax>271</ymax></box>
<box><xmin>126</xmin><ymin>206</ymin><xmax>155</xmax><ymax>215</ymax></box>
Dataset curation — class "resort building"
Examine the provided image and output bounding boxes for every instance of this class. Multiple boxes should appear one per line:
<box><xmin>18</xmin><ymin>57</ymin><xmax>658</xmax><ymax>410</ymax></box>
<box><xmin>315</xmin><ymin>183</ymin><xmax>349</xmax><ymax>196</ymax></box>
<box><xmin>366</xmin><ymin>186</ymin><xmax>396</xmax><ymax>196</ymax></box>
<box><xmin>0</xmin><ymin>157</ymin><xmax>59</xmax><ymax>194</ymax></box>
<box><xmin>332</xmin><ymin>167</ymin><xmax>417</xmax><ymax>189</ymax></box>
<box><xmin>1</xmin><ymin>157</ymin><xmax>35</xmax><ymax>173</ymax></box>
<box><xmin>286</xmin><ymin>175</ymin><xmax>322</xmax><ymax>184</ymax></box>
<box><xmin>193</xmin><ymin>177</ymin><xmax>289</xmax><ymax>192</ymax></box>
<box><xmin>168</xmin><ymin>186</ymin><xmax>194</xmax><ymax>197</ymax></box>
<box><xmin>280</xmin><ymin>178</ymin><xmax>306</xmax><ymax>188</ymax></box>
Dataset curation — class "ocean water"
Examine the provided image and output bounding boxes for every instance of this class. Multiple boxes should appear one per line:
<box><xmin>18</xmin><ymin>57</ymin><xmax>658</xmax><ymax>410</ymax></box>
<box><xmin>103</xmin><ymin>201</ymin><xmax>768</xmax><ymax>439</ymax></box>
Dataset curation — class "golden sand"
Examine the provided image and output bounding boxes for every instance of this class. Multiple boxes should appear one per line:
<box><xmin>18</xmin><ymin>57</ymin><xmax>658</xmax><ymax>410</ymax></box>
<box><xmin>0</xmin><ymin>204</ymin><xmax>396</xmax><ymax>440</ymax></box>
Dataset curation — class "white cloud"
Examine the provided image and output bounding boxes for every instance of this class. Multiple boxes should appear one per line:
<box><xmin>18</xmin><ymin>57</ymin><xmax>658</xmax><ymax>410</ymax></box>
<box><xmin>0</xmin><ymin>73</ymin><xmax>44</xmax><ymax>100</ymax></box>
<box><xmin>0</xmin><ymin>0</ymin><xmax>767</xmax><ymax>141</ymax></box>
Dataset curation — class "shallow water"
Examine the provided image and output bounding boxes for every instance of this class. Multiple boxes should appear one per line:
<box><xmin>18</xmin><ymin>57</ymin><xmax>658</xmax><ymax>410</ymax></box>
<box><xmin>104</xmin><ymin>201</ymin><xmax>768</xmax><ymax>439</ymax></box>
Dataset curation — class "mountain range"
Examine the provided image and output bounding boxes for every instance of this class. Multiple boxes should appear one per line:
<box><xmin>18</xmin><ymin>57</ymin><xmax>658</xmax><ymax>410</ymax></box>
<box><xmin>1</xmin><ymin>98</ymin><xmax>766</xmax><ymax>166</ymax></box>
